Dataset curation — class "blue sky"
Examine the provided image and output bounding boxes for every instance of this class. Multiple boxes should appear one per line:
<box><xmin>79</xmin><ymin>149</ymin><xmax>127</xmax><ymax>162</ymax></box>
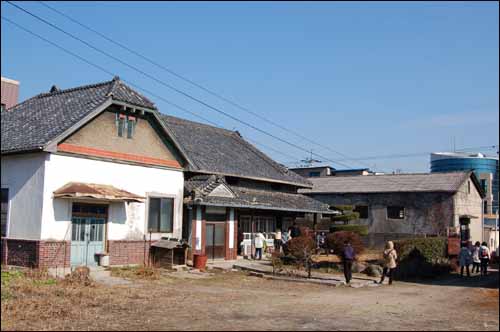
<box><xmin>2</xmin><ymin>1</ymin><xmax>498</xmax><ymax>172</ymax></box>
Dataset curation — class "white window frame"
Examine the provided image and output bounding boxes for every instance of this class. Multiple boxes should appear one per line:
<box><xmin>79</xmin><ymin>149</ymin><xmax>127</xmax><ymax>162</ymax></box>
<box><xmin>145</xmin><ymin>193</ymin><xmax>176</xmax><ymax>234</ymax></box>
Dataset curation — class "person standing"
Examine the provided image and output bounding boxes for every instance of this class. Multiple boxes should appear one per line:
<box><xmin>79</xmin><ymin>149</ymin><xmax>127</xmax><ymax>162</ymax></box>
<box><xmin>379</xmin><ymin>241</ymin><xmax>398</xmax><ymax>285</ymax></box>
<box><xmin>471</xmin><ymin>241</ymin><xmax>481</xmax><ymax>274</ymax></box>
<box><xmin>274</xmin><ymin>229</ymin><xmax>282</xmax><ymax>253</ymax></box>
<box><xmin>316</xmin><ymin>232</ymin><xmax>326</xmax><ymax>254</ymax></box>
<box><xmin>254</xmin><ymin>232</ymin><xmax>266</xmax><ymax>260</ymax></box>
<box><xmin>458</xmin><ymin>243</ymin><xmax>472</xmax><ymax>277</ymax></box>
<box><xmin>480</xmin><ymin>242</ymin><xmax>491</xmax><ymax>276</ymax></box>
<box><xmin>290</xmin><ymin>222</ymin><xmax>301</xmax><ymax>238</ymax></box>
<box><xmin>342</xmin><ymin>241</ymin><xmax>355</xmax><ymax>284</ymax></box>
<box><xmin>281</xmin><ymin>229</ymin><xmax>290</xmax><ymax>255</ymax></box>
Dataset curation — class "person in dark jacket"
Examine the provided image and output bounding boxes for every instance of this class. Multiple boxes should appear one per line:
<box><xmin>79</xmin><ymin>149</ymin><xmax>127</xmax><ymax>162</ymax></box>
<box><xmin>290</xmin><ymin>222</ymin><xmax>301</xmax><ymax>238</ymax></box>
<box><xmin>343</xmin><ymin>241</ymin><xmax>355</xmax><ymax>284</ymax></box>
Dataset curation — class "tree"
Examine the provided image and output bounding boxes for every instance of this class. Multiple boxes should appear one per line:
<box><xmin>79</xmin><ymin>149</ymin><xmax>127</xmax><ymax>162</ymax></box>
<box><xmin>330</xmin><ymin>205</ymin><xmax>360</xmax><ymax>225</ymax></box>
<box><xmin>287</xmin><ymin>233</ymin><xmax>316</xmax><ymax>278</ymax></box>
<box><xmin>326</xmin><ymin>231</ymin><xmax>365</xmax><ymax>258</ymax></box>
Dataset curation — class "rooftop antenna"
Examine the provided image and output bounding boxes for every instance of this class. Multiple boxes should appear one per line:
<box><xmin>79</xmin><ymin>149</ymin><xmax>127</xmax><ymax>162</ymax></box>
<box><xmin>300</xmin><ymin>150</ymin><xmax>322</xmax><ymax>167</ymax></box>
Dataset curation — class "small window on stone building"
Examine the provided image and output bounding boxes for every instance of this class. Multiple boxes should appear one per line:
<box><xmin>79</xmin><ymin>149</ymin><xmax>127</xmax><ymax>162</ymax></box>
<box><xmin>1</xmin><ymin>188</ymin><xmax>9</xmax><ymax>237</ymax></box>
<box><xmin>354</xmin><ymin>205</ymin><xmax>369</xmax><ymax>219</ymax></box>
<box><xmin>387</xmin><ymin>206</ymin><xmax>405</xmax><ymax>219</ymax></box>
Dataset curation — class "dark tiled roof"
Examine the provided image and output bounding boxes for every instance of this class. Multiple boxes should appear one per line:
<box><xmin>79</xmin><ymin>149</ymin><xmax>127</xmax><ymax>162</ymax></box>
<box><xmin>161</xmin><ymin>115</ymin><xmax>311</xmax><ymax>187</ymax></box>
<box><xmin>299</xmin><ymin>171</ymin><xmax>477</xmax><ymax>194</ymax></box>
<box><xmin>185</xmin><ymin>174</ymin><xmax>332</xmax><ymax>214</ymax></box>
<box><xmin>1</xmin><ymin>77</ymin><xmax>156</xmax><ymax>154</ymax></box>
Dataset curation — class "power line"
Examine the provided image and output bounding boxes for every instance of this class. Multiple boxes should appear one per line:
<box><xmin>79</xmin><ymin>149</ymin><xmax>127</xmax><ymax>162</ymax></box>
<box><xmin>37</xmin><ymin>0</ymin><xmax>374</xmax><ymax>169</ymax></box>
<box><xmin>334</xmin><ymin>145</ymin><xmax>499</xmax><ymax>162</ymax></box>
<box><xmin>5</xmin><ymin>1</ymin><xmax>355</xmax><ymax>169</ymax></box>
<box><xmin>0</xmin><ymin>15</ymin><xmax>317</xmax><ymax>172</ymax></box>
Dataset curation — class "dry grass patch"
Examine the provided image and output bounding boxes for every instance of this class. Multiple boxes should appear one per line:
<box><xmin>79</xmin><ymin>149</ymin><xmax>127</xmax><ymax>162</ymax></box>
<box><xmin>1</xmin><ymin>269</ymin><xmax>147</xmax><ymax>331</ymax></box>
<box><xmin>110</xmin><ymin>265</ymin><xmax>160</xmax><ymax>280</ymax></box>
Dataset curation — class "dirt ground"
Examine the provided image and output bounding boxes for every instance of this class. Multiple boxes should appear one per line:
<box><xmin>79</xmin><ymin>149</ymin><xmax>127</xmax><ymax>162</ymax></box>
<box><xmin>1</xmin><ymin>268</ymin><xmax>499</xmax><ymax>331</ymax></box>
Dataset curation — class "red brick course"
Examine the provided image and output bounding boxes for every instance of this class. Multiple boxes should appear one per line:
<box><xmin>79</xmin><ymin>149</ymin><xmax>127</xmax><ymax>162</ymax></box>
<box><xmin>0</xmin><ymin>239</ymin><xmax>71</xmax><ymax>268</ymax></box>
<box><xmin>58</xmin><ymin>143</ymin><xmax>182</xmax><ymax>168</ymax></box>
<box><xmin>108</xmin><ymin>240</ymin><xmax>152</xmax><ymax>266</ymax></box>
<box><xmin>1</xmin><ymin>238</ymin><xmax>156</xmax><ymax>267</ymax></box>
<box><xmin>1</xmin><ymin>239</ymin><xmax>38</xmax><ymax>267</ymax></box>
<box><xmin>38</xmin><ymin>241</ymin><xmax>71</xmax><ymax>268</ymax></box>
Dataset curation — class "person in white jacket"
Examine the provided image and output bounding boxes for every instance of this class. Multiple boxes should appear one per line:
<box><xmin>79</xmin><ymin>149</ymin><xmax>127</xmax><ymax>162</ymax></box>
<box><xmin>471</xmin><ymin>241</ymin><xmax>481</xmax><ymax>274</ymax></box>
<box><xmin>254</xmin><ymin>232</ymin><xmax>266</xmax><ymax>260</ymax></box>
<box><xmin>480</xmin><ymin>242</ymin><xmax>491</xmax><ymax>276</ymax></box>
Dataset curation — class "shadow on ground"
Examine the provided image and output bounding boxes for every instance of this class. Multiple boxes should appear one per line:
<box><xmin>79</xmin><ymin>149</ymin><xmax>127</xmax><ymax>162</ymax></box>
<box><xmin>397</xmin><ymin>268</ymin><xmax>499</xmax><ymax>289</ymax></box>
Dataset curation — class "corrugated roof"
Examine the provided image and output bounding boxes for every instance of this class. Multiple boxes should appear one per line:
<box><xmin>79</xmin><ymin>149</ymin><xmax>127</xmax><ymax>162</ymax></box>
<box><xmin>1</xmin><ymin>77</ymin><xmax>156</xmax><ymax>154</ymax></box>
<box><xmin>299</xmin><ymin>171</ymin><xmax>477</xmax><ymax>194</ymax></box>
<box><xmin>185</xmin><ymin>174</ymin><xmax>333</xmax><ymax>214</ymax></box>
<box><xmin>161</xmin><ymin>115</ymin><xmax>311</xmax><ymax>187</ymax></box>
<box><xmin>53</xmin><ymin>182</ymin><xmax>145</xmax><ymax>202</ymax></box>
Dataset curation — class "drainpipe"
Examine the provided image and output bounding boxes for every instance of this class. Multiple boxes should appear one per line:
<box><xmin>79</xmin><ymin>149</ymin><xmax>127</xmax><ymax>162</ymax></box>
<box><xmin>481</xmin><ymin>198</ymin><xmax>484</xmax><ymax>243</ymax></box>
<box><xmin>496</xmin><ymin>212</ymin><xmax>499</xmax><ymax>255</ymax></box>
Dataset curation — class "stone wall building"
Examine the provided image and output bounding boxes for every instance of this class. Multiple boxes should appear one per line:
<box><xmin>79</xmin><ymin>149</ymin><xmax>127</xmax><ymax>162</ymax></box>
<box><xmin>299</xmin><ymin>172</ymin><xmax>485</xmax><ymax>248</ymax></box>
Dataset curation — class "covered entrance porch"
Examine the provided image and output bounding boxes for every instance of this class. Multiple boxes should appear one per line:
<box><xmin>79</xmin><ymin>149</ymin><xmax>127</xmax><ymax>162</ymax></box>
<box><xmin>53</xmin><ymin>182</ymin><xmax>145</xmax><ymax>267</ymax></box>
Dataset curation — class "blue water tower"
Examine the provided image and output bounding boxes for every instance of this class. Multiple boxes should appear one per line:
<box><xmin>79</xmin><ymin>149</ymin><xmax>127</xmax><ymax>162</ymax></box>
<box><xmin>430</xmin><ymin>152</ymin><xmax>499</xmax><ymax>222</ymax></box>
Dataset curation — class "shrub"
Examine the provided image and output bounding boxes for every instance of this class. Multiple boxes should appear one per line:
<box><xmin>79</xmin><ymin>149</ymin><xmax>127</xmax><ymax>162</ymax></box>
<box><xmin>393</xmin><ymin>237</ymin><xmax>447</xmax><ymax>263</ymax></box>
<box><xmin>329</xmin><ymin>225</ymin><xmax>369</xmax><ymax>236</ymax></box>
<box><xmin>287</xmin><ymin>235</ymin><xmax>316</xmax><ymax>278</ymax></box>
<box><xmin>392</xmin><ymin>237</ymin><xmax>450</xmax><ymax>279</ymax></box>
<box><xmin>270</xmin><ymin>251</ymin><xmax>284</xmax><ymax>275</ymax></box>
<box><xmin>326</xmin><ymin>231</ymin><xmax>365</xmax><ymax>258</ymax></box>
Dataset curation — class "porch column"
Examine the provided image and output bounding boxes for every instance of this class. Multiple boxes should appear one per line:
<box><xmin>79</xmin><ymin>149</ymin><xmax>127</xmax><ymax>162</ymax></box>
<box><xmin>225</xmin><ymin>208</ymin><xmax>237</xmax><ymax>260</ymax></box>
<box><xmin>192</xmin><ymin>206</ymin><xmax>203</xmax><ymax>255</ymax></box>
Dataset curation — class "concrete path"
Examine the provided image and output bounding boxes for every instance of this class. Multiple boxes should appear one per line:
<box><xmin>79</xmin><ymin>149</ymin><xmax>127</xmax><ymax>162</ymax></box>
<box><xmin>90</xmin><ymin>269</ymin><xmax>132</xmax><ymax>286</ymax></box>
<box><xmin>231</xmin><ymin>258</ymin><xmax>381</xmax><ymax>288</ymax></box>
<box><xmin>48</xmin><ymin>266</ymin><xmax>132</xmax><ymax>286</ymax></box>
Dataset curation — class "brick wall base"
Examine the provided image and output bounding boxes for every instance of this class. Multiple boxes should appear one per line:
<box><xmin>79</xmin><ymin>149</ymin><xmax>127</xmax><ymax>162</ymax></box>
<box><xmin>1</xmin><ymin>238</ymin><xmax>155</xmax><ymax>268</ymax></box>
<box><xmin>39</xmin><ymin>241</ymin><xmax>71</xmax><ymax>268</ymax></box>
<box><xmin>0</xmin><ymin>239</ymin><xmax>70</xmax><ymax>268</ymax></box>
<box><xmin>108</xmin><ymin>240</ymin><xmax>152</xmax><ymax>266</ymax></box>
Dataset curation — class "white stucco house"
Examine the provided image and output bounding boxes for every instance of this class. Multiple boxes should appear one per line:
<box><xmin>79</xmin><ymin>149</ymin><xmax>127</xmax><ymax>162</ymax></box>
<box><xmin>1</xmin><ymin>77</ymin><xmax>334</xmax><ymax>268</ymax></box>
<box><xmin>1</xmin><ymin>77</ymin><xmax>188</xmax><ymax>268</ymax></box>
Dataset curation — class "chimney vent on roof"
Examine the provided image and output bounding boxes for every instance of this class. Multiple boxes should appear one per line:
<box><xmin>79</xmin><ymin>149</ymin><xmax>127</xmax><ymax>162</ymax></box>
<box><xmin>50</xmin><ymin>85</ymin><xmax>59</xmax><ymax>93</ymax></box>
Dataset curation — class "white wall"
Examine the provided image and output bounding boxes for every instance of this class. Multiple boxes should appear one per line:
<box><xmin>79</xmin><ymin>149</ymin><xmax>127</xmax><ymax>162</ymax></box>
<box><xmin>1</xmin><ymin>153</ymin><xmax>47</xmax><ymax>239</ymax></box>
<box><xmin>453</xmin><ymin>179</ymin><xmax>483</xmax><ymax>244</ymax></box>
<box><xmin>41</xmin><ymin>154</ymin><xmax>184</xmax><ymax>241</ymax></box>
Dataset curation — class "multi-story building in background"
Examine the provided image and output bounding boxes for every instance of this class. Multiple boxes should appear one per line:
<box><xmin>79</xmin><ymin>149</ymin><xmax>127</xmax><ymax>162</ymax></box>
<box><xmin>431</xmin><ymin>151</ymin><xmax>499</xmax><ymax>251</ymax></box>
<box><xmin>1</xmin><ymin>76</ymin><xmax>20</xmax><ymax>111</ymax></box>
